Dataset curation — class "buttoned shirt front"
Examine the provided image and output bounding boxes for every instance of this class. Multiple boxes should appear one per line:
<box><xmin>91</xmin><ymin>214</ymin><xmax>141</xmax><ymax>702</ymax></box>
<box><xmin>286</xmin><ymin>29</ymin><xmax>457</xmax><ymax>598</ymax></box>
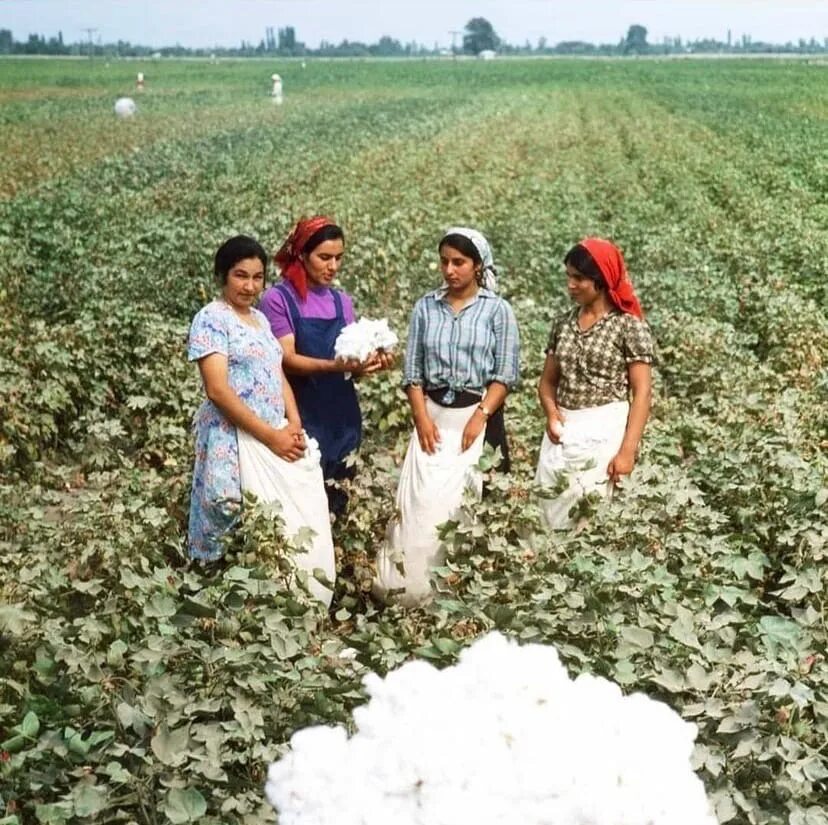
<box><xmin>403</xmin><ymin>287</ymin><xmax>520</xmax><ymax>401</ymax></box>
<box><xmin>546</xmin><ymin>308</ymin><xmax>654</xmax><ymax>409</ymax></box>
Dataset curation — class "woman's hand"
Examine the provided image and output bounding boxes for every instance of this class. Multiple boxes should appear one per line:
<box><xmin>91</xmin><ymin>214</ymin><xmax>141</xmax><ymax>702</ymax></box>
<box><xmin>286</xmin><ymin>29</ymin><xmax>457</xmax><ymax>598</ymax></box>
<box><xmin>414</xmin><ymin>413</ymin><xmax>441</xmax><ymax>454</ymax></box>
<box><xmin>607</xmin><ymin>449</ymin><xmax>636</xmax><ymax>484</ymax></box>
<box><xmin>285</xmin><ymin>419</ymin><xmax>306</xmax><ymax>449</ymax></box>
<box><xmin>266</xmin><ymin>427</ymin><xmax>306</xmax><ymax>462</ymax></box>
<box><xmin>461</xmin><ymin>408</ymin><xmax>487</xmax><ymax>452</ymax></box>
<box><xmin>546</xmin><ymin>408</ymin><xmax>566</xmax><ymax>443</ymax></box>
<box><xmin>374</xmin><ymin>350</ymin><xmax>396</xmax><ymax>370</ymax></box>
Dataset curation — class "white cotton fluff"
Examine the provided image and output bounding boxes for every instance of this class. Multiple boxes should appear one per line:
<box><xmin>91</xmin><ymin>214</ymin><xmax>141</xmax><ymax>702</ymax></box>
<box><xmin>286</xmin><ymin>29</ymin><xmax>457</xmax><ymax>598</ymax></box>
<box><xmin>264</xmin><ymin>632</ymin><xmax>716</xmax><ymax>825</ymax></box>
<box><xmin>334</xmin><ymin>318</ymin><xmax>398</xmax><ymax>363</ymax></box>
<box><xmin>114</xmin><ymin>97</ymin><xmax>137</xmax><ymax>118</ymax></box>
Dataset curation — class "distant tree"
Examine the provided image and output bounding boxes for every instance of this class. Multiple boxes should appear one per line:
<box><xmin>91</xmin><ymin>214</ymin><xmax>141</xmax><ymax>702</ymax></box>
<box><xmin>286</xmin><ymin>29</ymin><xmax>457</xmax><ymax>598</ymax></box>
<box><xmin>624</xmin><ymin>24</ymin><xmax>648</xmax><ymax>54</ymax></box>
<box><xmin>463</xmin><ymin>17</ymin><xmax>500</xmax><ymax>54</ymax></box>
<box><xmin>0</xmin><ymin>29</ymin><xmax>13</xmax><ymax>54</ymax></box>
<box><xmin>278</xmin><ymin>26</ymin><xmax>296</xmax><ymax>52</ymax></box>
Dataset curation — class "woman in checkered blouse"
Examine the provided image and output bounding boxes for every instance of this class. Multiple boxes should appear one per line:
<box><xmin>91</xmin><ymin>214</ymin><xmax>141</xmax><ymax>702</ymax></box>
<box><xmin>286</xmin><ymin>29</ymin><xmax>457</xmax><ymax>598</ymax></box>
<box><xmin>535</xmin><ymin>238</ymin><xmax>654</xmax><ymax>529</ymax></box>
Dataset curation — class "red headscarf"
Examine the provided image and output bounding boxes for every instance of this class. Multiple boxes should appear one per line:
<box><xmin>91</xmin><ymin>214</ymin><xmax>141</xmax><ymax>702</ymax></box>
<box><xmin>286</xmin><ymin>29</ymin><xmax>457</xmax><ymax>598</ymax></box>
<box><xmin>579</xmin><ymin>237</ymin><xmax>644</xmax><ymax>319</ymax></box>
<box><xmin>274</xmin><ymin>215</ymin><xmax>336</xmax><ymax>300</ymax></box>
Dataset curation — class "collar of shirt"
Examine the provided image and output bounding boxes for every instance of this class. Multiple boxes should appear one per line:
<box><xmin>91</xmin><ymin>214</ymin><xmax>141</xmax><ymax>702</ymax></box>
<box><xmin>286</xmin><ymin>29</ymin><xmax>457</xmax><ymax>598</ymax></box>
<box><xmin>568</xmin><ymin>306</ymin><xmax>621</xmax><ymax>335</ymax></box>
<box><xmin>432</xmin><ymin>286</ymin><xmax>496</xmax><ymax>307</ymax></box>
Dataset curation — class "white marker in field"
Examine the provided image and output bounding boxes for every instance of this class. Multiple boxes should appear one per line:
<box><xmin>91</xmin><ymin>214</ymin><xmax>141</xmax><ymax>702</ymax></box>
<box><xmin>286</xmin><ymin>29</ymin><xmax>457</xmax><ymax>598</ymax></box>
<box><xmin>271</xmin><ymin>73</ymin><xmax>284</xmax><ymax>104</ymax></box>
<box><xmin>136</xmin><ymin>72</ymin><xmax>145</xmax><ymax>92</ymax></box>
<box><xmin>114</xmin><ymin>97</ymin><xmax>137</xmax><ymax>118</ymax></box>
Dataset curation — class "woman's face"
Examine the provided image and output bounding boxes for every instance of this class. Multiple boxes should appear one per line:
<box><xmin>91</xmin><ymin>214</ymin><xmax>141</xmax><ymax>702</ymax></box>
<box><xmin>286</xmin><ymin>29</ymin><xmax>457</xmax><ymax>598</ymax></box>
<box><xmin>440</xmin><ymin>244</ymin><xmax>480</xmax><ymax>292</ymax></box>
<box><xmin>302</xmin><ymin>238</ymin><xmax>345</xmax><ymax>288</ymax></box>
<box><xmin>565</xmin><ymin>263</ymin><xmax>602</xmax><ymax>305</ymax></box>
<box><xmin>223</xmin><ymin>256</ymin><xmax>265</xmax><ymax>310</ymax></box>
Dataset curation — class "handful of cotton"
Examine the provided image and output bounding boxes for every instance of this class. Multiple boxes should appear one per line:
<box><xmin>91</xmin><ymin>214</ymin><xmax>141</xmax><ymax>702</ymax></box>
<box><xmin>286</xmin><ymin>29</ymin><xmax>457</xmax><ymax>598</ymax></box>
<box><xmin>334</xmin><ymin>318</ymin><xmax>398</xmax><ymax>364</ymax></box>
<box><xmin>265</xmin><ymin>632</ymin><xmax>715</xmax><ymax>825</ymax></box>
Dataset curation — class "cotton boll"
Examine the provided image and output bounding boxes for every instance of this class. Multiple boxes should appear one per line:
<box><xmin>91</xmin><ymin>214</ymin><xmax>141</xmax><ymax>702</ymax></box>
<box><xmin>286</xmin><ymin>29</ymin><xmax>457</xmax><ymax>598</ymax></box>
<box><xmin>265</xmin><ymin>632</ymin><xmax>716</xmax><ymax>825</ymax></box>
<box><xmin>114</xmin><ymin>97</ymin><xmax>137</xmax><ymax>118</ymax></box>
<box><xmin>334</xmin><ymin>318</ymin><xmax>399</xmax><ymax>362</ymax></box>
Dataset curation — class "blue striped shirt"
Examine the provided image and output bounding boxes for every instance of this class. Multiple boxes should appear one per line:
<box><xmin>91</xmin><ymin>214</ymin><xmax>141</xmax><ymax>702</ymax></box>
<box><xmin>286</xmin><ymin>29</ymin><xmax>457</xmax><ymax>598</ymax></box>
<box><xmin>403</xmin><ymin>287</ymin><xmax>520</xmax><ymax>400</ymax></box>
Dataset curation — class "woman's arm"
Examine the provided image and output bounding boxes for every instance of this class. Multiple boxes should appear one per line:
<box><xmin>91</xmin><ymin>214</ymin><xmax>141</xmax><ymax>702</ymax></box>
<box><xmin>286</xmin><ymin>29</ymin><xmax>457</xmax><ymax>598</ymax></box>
<box><xmin>460</xmin><ymin>380</ymin><xmax>508</xmax><ymax>451</ymax></box>
<box><xmin>538</xmin><ymin>354</ymin><xmax>565</xmax><ymax>442</ymax></box>
<box><xmin>607</xmin><ymin>361</ymin><xmax>652</xmax><ymax>483</ymax></box>
<box><xmin>199</xmin><ymin>353</ymin><xmax>305</xmax><ymax>462</ymax></box>
<box><xmin>407</xmin><ymin>384</ymin><xmax>440</xmax><ymax>454</ymax></box>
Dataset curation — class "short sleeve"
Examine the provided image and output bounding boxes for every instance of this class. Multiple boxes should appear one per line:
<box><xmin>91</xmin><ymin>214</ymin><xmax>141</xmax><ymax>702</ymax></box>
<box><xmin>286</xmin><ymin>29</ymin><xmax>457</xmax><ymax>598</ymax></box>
<box><xmin>545</xmin><ymin>313</ymin><xmax>565</xmax><ymax>354</ymax></box>
<box><xmin>259</xmin><ymin>286</ymin><xmax>295</xmax><ymax>339</ymax></box>
<box><xmin>188</xmin><ymin>304</ymin><xmax>229</xmax><ymax>362</ymax></box>
<box><xmin>622</xmin><ymin>315</ymin><xmax>655</xmax><ymax>364</ymax></box>
<box><xmin>339</xmin><ymin>290</ymin><xmax>357</xmax><ymax>324</ymax></box>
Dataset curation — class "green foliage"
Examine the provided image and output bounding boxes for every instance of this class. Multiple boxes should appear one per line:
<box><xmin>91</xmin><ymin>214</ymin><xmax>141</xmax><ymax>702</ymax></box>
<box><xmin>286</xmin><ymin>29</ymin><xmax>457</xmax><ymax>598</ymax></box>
<box><xmin>1</xmin><ymin>57</ymin><xmax>826</xmax><ymax>823</ymax></box>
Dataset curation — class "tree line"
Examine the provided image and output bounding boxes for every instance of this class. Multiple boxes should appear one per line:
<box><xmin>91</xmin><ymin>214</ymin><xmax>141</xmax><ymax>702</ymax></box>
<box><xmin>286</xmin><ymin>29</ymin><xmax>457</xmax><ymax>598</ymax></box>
<box><xmin>1</xmin><ymin>19</ymin><xmax>827</xmax><ymax>58</ymax></box>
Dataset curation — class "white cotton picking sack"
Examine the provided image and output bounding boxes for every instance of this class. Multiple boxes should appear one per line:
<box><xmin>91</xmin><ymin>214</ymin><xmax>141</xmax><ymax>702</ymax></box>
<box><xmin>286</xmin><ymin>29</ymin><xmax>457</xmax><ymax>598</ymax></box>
<box><xmin>237</xmin><ymin>429</ymin><xmax>335</xmax><ymax>607</ymax></box>
<box><xmin>535</xmin><ymin>401</ymin><xmax>629</xmax><ymax>530</ymax></box>
<box><xmin>375</xmin><ymin>399</ymin><xmax>485</xmax><ymax>607</ymax></box>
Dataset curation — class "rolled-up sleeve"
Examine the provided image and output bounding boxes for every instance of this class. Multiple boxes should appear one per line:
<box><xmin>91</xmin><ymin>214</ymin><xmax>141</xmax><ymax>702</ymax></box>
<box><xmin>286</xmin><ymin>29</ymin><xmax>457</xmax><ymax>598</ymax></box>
<box><xmin>402</xmin><ymin>299</ymin><xmax>426</xmax><ymax>387</ymax></box>
<box><xmin>489</xmin><ymin>299</ymin><xmax>520</xmax><ymax>388</ymax></box>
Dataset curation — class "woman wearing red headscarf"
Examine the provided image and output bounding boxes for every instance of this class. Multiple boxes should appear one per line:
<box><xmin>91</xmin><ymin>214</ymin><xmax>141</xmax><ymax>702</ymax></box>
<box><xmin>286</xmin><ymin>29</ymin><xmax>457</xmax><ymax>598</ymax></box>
<box><xmin>260</xmin><ymin>217</ymin><xmax>391</xmax><ymax>516</ymax></box>
<box><xmin>535</xmin><ymin>238</ymin><xmax>654</xmax><ymax>529</ymax></box>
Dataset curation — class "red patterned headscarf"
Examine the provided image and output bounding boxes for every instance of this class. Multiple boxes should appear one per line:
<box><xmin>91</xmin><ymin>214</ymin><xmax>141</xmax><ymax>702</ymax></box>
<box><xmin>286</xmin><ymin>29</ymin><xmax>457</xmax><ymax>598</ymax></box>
<box><xmin>579</xmin><ymin>237</ymin><xmax>644</xmax><ymax>319</ymax></box>
<box><xmin>274</xmin><ymin>215</ymin><xmax>336</xmax><ymax>300</ymax></box>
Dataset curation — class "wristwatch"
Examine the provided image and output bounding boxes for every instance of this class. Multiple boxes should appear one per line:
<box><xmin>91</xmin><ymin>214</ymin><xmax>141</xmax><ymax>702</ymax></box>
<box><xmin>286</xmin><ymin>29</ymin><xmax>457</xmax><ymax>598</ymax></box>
<box><xmin>477</xmin><ymin>403</ymin><xmax>491</xmax><ymax>418</ymax></box>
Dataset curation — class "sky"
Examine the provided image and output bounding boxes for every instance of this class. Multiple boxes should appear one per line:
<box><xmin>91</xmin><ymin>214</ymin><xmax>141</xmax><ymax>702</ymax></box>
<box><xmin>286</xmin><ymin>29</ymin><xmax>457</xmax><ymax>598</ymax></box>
<box><xmin>1</xmin><ymin>0</ymin><xmax>826</xmax><ymax>49</ymax></box>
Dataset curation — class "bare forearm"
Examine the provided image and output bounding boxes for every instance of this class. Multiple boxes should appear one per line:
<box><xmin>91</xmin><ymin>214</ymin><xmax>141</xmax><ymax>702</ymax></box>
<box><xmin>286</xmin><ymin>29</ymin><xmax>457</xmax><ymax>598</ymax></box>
<box><xmin>282</xmin><ymin>351</ymin><xmax>342</xmax><ymax>376</ymax></box>
<box><xmin>482</xmin><ymin>381</ymin><xmax>508</xmax><ymax>413</ymax></box>
<box><xmin>281</xmin><ymin>370</ymin><xmax>302</xmax><ymax>426</ymax></box>
<box><xmin>619</xmin><ymin>385</ymin><xmax>651</xmax><ymax>456</ymax></box>
<box><xmin>538</xmin><ymin>356</ymin><xmax>560</xmax><ymax>416</ymax></box>
<box><xmin>206</xmin><ymin>385</ymin><xmax>277</xmax><ymax>444</ymax></box>
<box><xmin>406</xmin><ymin>385</ymin><xmax>429</xmax><ymax>422</ymax></box>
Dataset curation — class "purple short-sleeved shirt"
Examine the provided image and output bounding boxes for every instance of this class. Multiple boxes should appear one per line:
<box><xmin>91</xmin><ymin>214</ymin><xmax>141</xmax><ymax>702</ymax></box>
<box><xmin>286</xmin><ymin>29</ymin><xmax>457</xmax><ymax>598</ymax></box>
<box><xmin>260</xmin><ymin>280</ymin><xmax>356</xmax><ymax>339</ymax></box>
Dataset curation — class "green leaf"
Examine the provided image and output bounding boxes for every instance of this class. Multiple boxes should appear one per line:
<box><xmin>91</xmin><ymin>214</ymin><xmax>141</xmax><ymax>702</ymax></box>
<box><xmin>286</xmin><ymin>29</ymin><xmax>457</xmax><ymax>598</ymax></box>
<box><xmin>150</xmin><ymin>724</ymin><xmax>191</xmax><ymax>766</ymax></box>
<box><xmin>164</xmin><ymin>788</ymin><xmax>208</xmax><ymax>824</ymax></box>
<box><xmin>20</xmin><ymin>710</ymin><xmax>40</xmax><ymax>738</ymax></box>
<box><xmin>72</xmin><ymin>783</ymin><xmax>108</xmax><ymax>818</ymax></box>
<box><xmin>143</xmin><ymin>592</ymin><xmax>178</xmax><ymax>618</ymax></box>
<box><xmin>620</xmin><ymin>626</ymin><xmax>654</xmax><ymax>648</ymax></box>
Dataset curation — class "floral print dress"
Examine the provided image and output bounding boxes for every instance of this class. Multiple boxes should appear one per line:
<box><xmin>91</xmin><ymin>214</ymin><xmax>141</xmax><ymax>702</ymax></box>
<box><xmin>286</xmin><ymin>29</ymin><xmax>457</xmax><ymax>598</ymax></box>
<box><xmin>187</xmin><ymin>300</ymin><xmax>285</xmax><ymax>560</ymax></box>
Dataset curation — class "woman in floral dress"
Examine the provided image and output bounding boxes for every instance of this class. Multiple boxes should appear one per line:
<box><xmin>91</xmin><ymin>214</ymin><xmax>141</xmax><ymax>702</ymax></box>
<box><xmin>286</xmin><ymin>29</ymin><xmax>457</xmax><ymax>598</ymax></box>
<box><xmin>187</xmin><ymin>235</ymin><xmax>307</xmax><ymax>561</ymax></box>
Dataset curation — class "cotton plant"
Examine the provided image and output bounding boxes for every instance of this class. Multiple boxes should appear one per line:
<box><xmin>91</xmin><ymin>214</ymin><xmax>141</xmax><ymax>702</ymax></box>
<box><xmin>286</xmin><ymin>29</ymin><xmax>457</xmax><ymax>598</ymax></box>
<box><xmin>334</xmin><ymin>318</ymin><xmax>398</xmax><ymax>363</ymax></box>
<box><xmin>265</xmin><ymin>632</ymin><xmax>716</xmax><ymax>825</ymax></box>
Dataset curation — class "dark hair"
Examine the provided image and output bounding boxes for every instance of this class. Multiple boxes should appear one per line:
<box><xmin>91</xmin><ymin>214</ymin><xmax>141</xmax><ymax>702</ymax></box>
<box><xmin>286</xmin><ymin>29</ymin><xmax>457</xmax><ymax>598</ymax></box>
<box><xmin>214</xmin><ymin>235</ymin><xmax>268</xmax><ymax>284</ymax></box>
<box><xmin>563</xmin><ymin>244</ymin><xmax>605</xmax><ymax>290</ymax></box>
<box><xmin>302</xmin><ymin>224</ymin><xmax>345</xmax><ymax>255</ymax></box>
<box><xmin>438</xmin><ymin>233</ymin><xmax>483</xmax><ymax>266</ymax></box>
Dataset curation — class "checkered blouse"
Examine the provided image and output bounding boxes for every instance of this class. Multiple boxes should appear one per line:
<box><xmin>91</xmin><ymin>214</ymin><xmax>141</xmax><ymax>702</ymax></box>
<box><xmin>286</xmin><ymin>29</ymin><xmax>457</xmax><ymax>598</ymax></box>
<box><xmin>546</xmin><ymin>308</ymin><xmax>654</xmax><ymax>409</ymax></box>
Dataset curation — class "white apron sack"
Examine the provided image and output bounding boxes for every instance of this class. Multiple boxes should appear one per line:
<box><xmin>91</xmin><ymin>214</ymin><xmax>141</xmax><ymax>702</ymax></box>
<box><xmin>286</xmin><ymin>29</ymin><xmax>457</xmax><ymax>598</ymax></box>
<box><xmin>375</xmin><ymin>399</ymin><xmax>486</xmax><ymax>607</ymax></box>
<box><xmin>237</xmin><ymin>429</ymin><xmax>335</xmax><ymax>607</ymax></box>
<box><xmin>535</xmin><ymin>401</ymin><xmax>629</xmax><ymax>530</ymax></box>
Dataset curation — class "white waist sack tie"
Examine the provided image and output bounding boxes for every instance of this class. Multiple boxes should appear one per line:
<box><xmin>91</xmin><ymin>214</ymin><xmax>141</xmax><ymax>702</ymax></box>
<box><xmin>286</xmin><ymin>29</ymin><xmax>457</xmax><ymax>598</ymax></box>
<box><xmin>375</xmin><ymin>398</ymin><xmax>486</xmax><ymax>607</ymax></box>
<box><xmin>535</xmin><ymin>400</ymin><xmax>629</xmax><ymax>530</ymax></box>
<box><xmin>237</xmin><ymin>429</ymin><xmax>335</xmax><ymax>607</ymax></box>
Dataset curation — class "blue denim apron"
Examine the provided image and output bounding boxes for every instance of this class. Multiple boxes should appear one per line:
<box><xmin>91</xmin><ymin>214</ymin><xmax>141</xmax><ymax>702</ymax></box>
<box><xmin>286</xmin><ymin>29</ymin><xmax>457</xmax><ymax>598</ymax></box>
<box><xmin>276</xmin><ymin>284</ymin><xmax>362</xmax><ymax>485</ymax></box>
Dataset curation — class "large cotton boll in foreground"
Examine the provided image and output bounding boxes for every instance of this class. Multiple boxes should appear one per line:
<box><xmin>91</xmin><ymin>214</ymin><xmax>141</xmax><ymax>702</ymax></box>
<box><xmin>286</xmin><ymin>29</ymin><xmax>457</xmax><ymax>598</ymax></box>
<box><xmin>265</xmin><ymin>632</ymin><xmax>717</xmax><ymax>825</ymax></box>
<box><xmin>114</xmin><ymin>97</ymin><xmax>137</xmax><ymax>118</ymax></box>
